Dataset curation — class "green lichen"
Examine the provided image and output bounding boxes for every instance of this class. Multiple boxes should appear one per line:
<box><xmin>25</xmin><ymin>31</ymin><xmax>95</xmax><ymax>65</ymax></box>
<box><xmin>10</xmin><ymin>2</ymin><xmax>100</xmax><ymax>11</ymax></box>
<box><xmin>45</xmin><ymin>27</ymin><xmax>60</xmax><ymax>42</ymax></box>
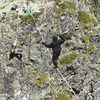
<box><xmin>52</xmin><ymin>22</ymin><xmax>61</xmax><ymax>28</ymax></box>
<box><xmin>34</xmin><ymin>80</ymin><xmax>44</xmax><ymax>86</ymax></box>
<box><xmin>19</xmin><ymin>12</ymin><xmax>43</xmax><ymax>23</ymax></box>
<box><xmin>87</xmin><ymin>45</ymin><xmax>94</xmax><ymax>54</ymax></box>
<box><xmin>96</xmin><ymin>75</ymin><xmax>100</xmax><ymax>79</ymax></box>
<box><xmin>60</xmin><ymin>52</ymin><xmax>79</xmax><ymax>66</ymax></box>
<box><xmin>56</xmin><ymin>93</ymin><xmax>72</xmax><ymax>100</ymax></box>
<box><xmin>53</xmin><ymin>1</ymin><xmax>76</xmax><ymax>15</ymax></box>
<box><xmin>78</xmin><ymin>11</ymin><xmax>90</xmax><ymax>24</ymax></box>
<box><xmin>40</xmin><ymin>73</ymin><xmax>50</xmax><ymax>80</ymax></box>
<box><xmin>41</xmin><ymin>92</ymin><xmax>72</xmax><ymax>100</ymax></box>
<box><xmin>28</xmin><ymin>67</ymin><xmax>35</xmax><ymax>74</ymax></box>
<box><xmin>59</xmin><ymin>1</ymin><xmax>76</xmax><ymax>10</ymax></box>
<box><xmin>35</xmin><ymin>43</ymin><xmax>41</xmax><ymax>47</ymax></box>
<box><xmin>52</xmin><ymin>6</ymin><xmax>65</xmax><ymax>15</ymax></box>
<box><xmin>83</xmin><ymin>34</ymin><xmax>92</xmax><ymax>43</ymax></box>
<box><xmin>19</xmin><ymin>15</ymin><xmax>35</xmax><ymax>23</ymax></box>
<box><xmin>91</xmin><ymin>18</ymin><xmax>98</xmax><ymax>25</ymax></box>
<box><xmin>33</xmin><ymin>72</ymin><xmax>50</xmax><ymax>86</ymax></box>
<box><xmin>27</xmin><ymin>67</ymin><xmax>50</xmax><ymax>86</ymax></box>
<box><xmin>27</xmin><ymin>67</ymin><xmax>36</xmax><ymax>78</ymax></box>
<box><xmin>78</xmin><ymin>11</ymin><xmax>98</xmax><ymax>29</ymax></box>
<box><xmin>18</xmin><ymin>45</ymin><xmax>26</xmax><ymax>50</ymax></box>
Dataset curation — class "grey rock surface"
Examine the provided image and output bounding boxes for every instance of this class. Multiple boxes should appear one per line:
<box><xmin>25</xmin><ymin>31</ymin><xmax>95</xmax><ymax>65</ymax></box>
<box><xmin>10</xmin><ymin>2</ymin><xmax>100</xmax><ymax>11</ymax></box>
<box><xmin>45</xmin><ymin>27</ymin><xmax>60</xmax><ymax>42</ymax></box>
<box><xmin>0</xmin><ymin>0</ymin><xmax>100</xmax><ymax>100</ymax></box>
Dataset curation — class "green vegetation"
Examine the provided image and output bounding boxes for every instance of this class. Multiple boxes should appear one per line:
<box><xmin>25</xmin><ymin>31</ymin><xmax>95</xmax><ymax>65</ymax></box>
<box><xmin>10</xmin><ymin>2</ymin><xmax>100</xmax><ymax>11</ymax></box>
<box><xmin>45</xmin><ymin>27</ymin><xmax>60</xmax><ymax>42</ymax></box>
<box><xmin>27</xmin><ymin>67</ymin><xmax>50</xmax><ymax>87</ymax></box>
<box><xmin>78</xmin><ymin>11</ymin><xmax>98</xmax><ymax>29</ymax></box>
<box><xmin>27</xmin><ymin>67</ymin><xmax>36</xmax><ymax>77</ymax></box>
<box><xmin>68</xmin><ymin>11</ymin><xmax>72</xmax><ymax>17</ymax></box>
<box><xmin>52</xmin><ymin>6</ymin><xmax>65</xmax><ymax>15</ymax></box>
<box><xmin>39</xmin><ymin>73</ymin><xmax>50</xmax><ymax>80</ymax></box>
<box><xmin>87</xmin><ymin>45</ymin><xmax>94</xmax><ymax>54</ymax></box>
<box><xmin>19</xmin><ymin>15</ymin><xmax>35</xmax><ymax>23</ymax></box>
<box><xmin>41</xmin><ymin>92</ymin><xmax>72</xmax><ymax>100</ymax></box>
<box><xmin>91</xmin><ymin>18</ymin><xmax>98</xmax><ymax>25</ymax></box>
<box><xmin>35</xmin><ymin>43</ymin><xmax>41</xmax><ymax>47</ymax></box>
<box><xmin>53</xmin><ymin>1</ymin><xmax>76</xmax><ymax>15</ymax></box>
<box><xmin>59</xmin><ymin>1</ymin><xmax>76</xmax><ymax>10</ymax></box>
<box><xmin>83</xmin><ymin>34</ymin><xmax>92</xmax><ymax>43</ymax></box>
<box><xmin>54</xmin><ymin>0</ymin><xmax>61</xmax><ymax>4</ymax></box>
<box><xmin>19</xmin><ymin>12</ymin><xmax>43</xmax><ymax>23</ymax></box>
<box><xmin>33</xmin><ymin>72</ymin><xmax>50</xmax><ymax>86</ymax></box>
<box><xmin>34</xmin><ymin>80</ymin><xmax>44</xmax><ymax>86</ymax></box>
<box><xmin>52</xmin><ymin>22</ymin><xmax>61</xmax><ymax>28</ymax></box>
<box><xmin>96</xmin><ymin>74</ymin><xmax>100</xmax><ymax>79</ymax></box>
<box><xmin>60</xmin><ymin>52</ymin><xmax>79</xmax><ymax>66</ymax></box>
<box><xmin>56</xmin><ymin>93</ymin><xmax>72</xmax><ymax>100</ymax></box>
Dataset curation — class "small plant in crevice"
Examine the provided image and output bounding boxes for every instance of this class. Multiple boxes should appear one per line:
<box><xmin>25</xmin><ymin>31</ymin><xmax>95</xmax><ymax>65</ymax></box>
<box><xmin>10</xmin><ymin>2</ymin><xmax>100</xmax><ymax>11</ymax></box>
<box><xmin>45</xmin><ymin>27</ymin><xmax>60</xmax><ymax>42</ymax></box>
<box><xmin>52</xmin><ymin>1</ymin><xmax>76</xmax><ymax>15</ymax></box>
<box><xmin>56</xmin><ymin>93</ymin><xmax>72</xmax><ymax>100</ymax></box>
<box><xmin>83</xmin><ymin>34</ymin><xmax>92</xmax><ymax>43</ymax></box>
<box><xmin>59</xmin><ymin>1</ymin><xmax>76</xmax><ymax>10</ymax></box>
<box><xmin>87</xmin><ymin>45</ymin><xmax>94</xmax><ymax>54</ymax></box>
<box><xmin>41</xmin><ymin>92</ymin><xmax>72</xmax><ymax>100</ymax></box>
<box><xmin>78</xmin><ymin>11</ymin><xmax>98</xmax><ymax>29</ymax></box>
<box><xmin>59</xmin><ymin>52</ymin><xmax>79</xmax><ymax>66</ymax></box>
<box><xmin>19</xmin><ymin>12</ymin><xmax>43</xmax><ymax>23</ymax></box>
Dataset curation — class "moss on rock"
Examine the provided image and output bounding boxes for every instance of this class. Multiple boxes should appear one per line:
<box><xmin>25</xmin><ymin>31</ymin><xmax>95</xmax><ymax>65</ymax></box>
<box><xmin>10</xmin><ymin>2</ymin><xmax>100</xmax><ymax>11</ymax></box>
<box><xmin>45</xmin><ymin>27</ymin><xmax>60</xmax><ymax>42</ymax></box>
<box><xmin>56</xmin><ymin>93</ymin><xmax>72</xmax><ymax>100</ymax></box>
<box><xmin>78</xmin><ymin>11</ymin><xmax>98</xmax><ymax>29</ymax></box>
<box><xmin>60</xmin><ymin>52</ymin><xmax>79</xmax><ymax>66</ymax></box>
<box><xmin>41</xmin><ymin>92</ymin><xmax>72</xmax><ymax>100</ymax></box>
<box><xmin>83</xmin><ymin>34</ymin><xmax>92</xmax><ymax>43</ymax></box>
<box><xmin>52</xmin><ymin>6</ymin><xmax>65</xmax><ymax>15</ymax></box>
<box><xmin>59</xmin><ymin>1</ymin><xmax>76</xmax><ymax>10</ymax></box>
<box><xmin>27</xmin><ymin>67</ymin><xmax>50</xmax><ymax>87</ymax></box>
<box><xmin>34</xmin><ymin>80</ymin><xmax>45</xmax><ymax>86</ymax></box>
<box><xmin>68</xmin><ymin>11</ymin><xmax>72</xmax><ymax>17</ymax></box>
<box><xmin>19</xmin><ymin>12</ymin><xmax>43</xmax><ymax>23</ymax></box>
<box><xmin>87</xmin><ymin>45</ymin><xmax>94</xmax><ymax>54</ymax></box>
<box><xmin>53</xmin><ymin>1</ymin><xmax>76</xmax><ymax>15</ymax></box>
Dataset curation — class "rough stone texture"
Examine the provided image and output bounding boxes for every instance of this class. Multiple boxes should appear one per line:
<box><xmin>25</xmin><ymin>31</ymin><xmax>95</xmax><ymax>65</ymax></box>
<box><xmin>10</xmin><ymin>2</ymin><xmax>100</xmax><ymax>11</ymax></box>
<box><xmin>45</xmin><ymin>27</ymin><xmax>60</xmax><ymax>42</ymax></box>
<box><xmin>0</xmin><ymin>0</ymin><xmax>100</xmax><ymax>100</ymax></box>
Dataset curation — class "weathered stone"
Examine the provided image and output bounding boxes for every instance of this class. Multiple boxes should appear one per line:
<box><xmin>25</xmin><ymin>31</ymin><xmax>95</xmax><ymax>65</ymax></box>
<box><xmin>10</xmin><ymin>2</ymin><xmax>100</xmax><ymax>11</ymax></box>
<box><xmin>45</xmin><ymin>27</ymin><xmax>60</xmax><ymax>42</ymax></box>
<box><xmin>0</xmin><ymin>0</ymin><xmax>100</xmax><ymax>100</ymax></box>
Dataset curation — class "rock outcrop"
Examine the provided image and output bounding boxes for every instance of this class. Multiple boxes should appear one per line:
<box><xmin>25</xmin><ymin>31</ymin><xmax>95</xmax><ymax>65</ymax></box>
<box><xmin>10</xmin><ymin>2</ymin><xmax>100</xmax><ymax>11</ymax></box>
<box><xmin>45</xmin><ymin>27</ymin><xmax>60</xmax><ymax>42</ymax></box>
<box><xmin>0</xmin><ymin>0</ymin><xmax>100</xmax><ymax>100</ymax></box>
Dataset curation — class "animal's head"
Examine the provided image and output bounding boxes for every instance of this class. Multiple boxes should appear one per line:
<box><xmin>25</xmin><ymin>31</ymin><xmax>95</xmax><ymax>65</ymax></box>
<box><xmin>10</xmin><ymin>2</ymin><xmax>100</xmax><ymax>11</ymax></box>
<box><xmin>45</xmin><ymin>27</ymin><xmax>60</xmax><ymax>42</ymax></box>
<box><xmin>12</xmin><ymin>45</ymin><xmax>16</xmax><ymax>49</ymax></box>
<box><xmin>52</xmin><ymin>36</ymin><xmax>58</xmax><ymax>41</ymax></box>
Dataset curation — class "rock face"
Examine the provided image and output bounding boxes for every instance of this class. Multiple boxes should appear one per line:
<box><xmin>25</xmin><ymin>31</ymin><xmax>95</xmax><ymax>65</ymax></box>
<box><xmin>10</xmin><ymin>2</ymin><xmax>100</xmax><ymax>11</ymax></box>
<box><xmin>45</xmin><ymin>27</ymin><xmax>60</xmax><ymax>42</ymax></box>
<box><xmin>0</xmin><ymin>0</ymin><xmax>100</xmax><ymax>100</ymax></box>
